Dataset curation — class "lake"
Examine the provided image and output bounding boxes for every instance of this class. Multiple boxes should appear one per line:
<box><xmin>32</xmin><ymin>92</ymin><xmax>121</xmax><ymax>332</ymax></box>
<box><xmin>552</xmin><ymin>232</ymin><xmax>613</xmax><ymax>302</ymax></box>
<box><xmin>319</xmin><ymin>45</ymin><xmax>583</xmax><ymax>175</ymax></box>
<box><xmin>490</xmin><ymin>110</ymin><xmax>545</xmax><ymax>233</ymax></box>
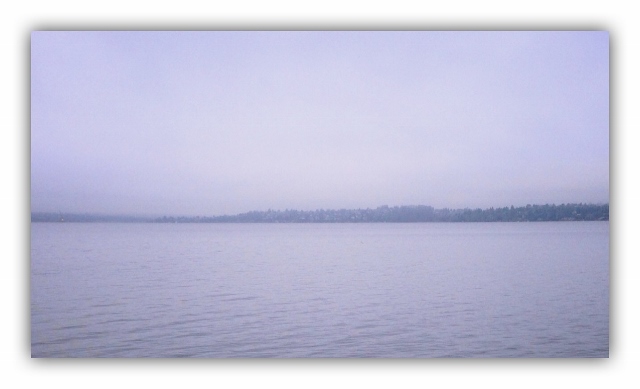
<box><xmin>30</xmin><ymin>221</ymin><xmax>609</xmax><ymax>358</ymax></box>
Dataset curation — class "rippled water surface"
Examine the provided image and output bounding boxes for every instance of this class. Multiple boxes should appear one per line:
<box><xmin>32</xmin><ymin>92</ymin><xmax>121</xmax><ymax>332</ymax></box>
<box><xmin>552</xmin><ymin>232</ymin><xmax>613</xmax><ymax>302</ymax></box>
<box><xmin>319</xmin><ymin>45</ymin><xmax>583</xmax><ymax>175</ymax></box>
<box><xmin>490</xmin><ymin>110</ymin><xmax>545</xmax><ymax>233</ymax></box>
<box><xmin>31</xmin><ymin>222</ymin><xmax>609</xmax><ymax>357</ymax></box>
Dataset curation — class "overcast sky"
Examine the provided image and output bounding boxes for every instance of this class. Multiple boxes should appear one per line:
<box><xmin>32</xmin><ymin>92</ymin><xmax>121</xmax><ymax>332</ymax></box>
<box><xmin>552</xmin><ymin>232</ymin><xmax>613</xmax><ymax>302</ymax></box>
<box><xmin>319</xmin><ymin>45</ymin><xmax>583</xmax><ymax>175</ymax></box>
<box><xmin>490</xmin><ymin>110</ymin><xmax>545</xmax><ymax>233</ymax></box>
<box><xmin>31</xmin><ymin>31</ymin><xmax>609</xmax><ymax>216</ymax></box>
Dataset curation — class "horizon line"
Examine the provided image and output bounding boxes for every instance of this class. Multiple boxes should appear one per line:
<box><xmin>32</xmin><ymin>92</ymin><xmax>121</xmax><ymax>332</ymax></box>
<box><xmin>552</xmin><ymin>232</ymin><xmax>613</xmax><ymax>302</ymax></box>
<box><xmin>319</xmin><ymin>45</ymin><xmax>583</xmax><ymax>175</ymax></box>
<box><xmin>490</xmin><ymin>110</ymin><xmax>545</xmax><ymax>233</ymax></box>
<box><xmin>31</xmin><ymin>202</ymin><xmax>610</xmax><ymax>219</ymax></box>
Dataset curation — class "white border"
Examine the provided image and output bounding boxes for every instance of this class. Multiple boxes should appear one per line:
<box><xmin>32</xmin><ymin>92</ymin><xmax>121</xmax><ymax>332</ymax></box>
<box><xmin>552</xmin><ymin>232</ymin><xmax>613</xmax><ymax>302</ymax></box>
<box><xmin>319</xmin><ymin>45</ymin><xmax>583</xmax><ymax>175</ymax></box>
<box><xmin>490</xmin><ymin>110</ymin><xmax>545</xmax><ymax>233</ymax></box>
<box><xmin>4</xmin><ymin>2</ymin><xmax>637</xmax><ymax>389</ymax></box>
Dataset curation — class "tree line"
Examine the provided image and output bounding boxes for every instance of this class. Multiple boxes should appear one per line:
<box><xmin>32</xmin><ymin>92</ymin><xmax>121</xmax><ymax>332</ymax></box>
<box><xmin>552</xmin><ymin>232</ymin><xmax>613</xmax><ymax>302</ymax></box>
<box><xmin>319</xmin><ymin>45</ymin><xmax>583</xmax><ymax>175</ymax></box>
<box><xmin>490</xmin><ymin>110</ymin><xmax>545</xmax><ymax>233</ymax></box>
<box><xmin>155</xmin><ymin>203</ymin><xmax>609</xmax><ymax>223</ymax></box>
<box><xmin>31</xmin><ymin>203</ymin><xmax>609</xmax><ymax>223</ymax></box>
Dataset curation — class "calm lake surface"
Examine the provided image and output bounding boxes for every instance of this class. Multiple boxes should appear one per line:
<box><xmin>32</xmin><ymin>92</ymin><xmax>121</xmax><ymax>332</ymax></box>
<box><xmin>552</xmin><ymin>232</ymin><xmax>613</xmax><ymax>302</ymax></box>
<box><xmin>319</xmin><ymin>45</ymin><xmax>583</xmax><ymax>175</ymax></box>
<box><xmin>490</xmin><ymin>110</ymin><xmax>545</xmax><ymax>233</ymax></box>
<box><xmin>30</xmin><ymin>222</ymin><xmax>609</xmax><ymax>358</ymax></box>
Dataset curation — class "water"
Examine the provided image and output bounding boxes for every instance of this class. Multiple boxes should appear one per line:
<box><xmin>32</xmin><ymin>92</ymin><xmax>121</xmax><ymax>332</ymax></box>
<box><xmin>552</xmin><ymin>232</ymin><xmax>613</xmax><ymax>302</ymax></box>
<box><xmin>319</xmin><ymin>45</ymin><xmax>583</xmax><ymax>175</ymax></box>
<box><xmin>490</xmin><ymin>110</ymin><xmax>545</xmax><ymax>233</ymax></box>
<box><xmin>30</xmin><ymin>222</ymin><xmax>609</xmax><ymax>358</ymax></box>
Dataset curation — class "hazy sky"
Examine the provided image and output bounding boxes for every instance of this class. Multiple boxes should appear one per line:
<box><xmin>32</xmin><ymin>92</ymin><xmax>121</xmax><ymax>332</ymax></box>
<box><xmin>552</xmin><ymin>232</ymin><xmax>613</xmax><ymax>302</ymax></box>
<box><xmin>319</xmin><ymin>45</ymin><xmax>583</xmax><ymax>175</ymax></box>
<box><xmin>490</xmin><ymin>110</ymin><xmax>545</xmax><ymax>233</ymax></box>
<box><xmin>31</xmin><ymin>31</ymin><xmax>609</xmax><ymax>216</ymax></box>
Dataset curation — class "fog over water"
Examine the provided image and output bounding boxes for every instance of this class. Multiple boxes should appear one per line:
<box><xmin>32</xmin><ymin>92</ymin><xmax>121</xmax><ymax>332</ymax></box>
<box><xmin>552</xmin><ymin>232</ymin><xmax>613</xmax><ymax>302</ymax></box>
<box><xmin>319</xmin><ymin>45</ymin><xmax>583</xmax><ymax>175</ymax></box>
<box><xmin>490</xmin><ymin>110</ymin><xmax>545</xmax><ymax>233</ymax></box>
<box><xmin>30</xmin><ymin>31</ymin><xmax>609</xmax><ymax>216</ymax></box>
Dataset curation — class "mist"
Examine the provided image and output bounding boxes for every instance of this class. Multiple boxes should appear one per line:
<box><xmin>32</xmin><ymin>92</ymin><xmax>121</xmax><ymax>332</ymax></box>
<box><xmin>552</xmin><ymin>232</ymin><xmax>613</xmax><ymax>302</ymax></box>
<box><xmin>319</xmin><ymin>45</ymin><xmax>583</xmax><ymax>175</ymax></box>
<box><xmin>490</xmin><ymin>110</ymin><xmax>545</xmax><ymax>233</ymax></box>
<box><xmin>30</xmin><ymin>31</ymin><xmax>609</xmax><ymax>217</ymax></box>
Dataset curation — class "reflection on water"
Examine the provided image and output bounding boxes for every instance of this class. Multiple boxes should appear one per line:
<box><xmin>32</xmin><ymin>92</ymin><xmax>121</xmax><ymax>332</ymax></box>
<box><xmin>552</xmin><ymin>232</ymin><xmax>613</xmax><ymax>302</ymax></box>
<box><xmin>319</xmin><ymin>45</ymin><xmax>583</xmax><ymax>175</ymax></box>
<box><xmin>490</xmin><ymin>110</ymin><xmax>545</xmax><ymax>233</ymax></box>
<box><xmin>31</xmin><ymin>222</ymin><xmax>609</xmax><ymax>357</ymax></box>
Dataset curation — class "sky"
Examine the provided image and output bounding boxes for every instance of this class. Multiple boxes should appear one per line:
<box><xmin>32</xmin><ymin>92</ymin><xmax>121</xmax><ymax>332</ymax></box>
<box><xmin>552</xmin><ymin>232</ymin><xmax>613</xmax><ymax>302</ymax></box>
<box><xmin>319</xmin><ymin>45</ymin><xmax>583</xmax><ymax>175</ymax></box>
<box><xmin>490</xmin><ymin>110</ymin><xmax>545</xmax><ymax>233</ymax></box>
<box><xmin>30</xmin><ymin>31</ymin><xmax>609</xmax><ymax>216</ymax></box>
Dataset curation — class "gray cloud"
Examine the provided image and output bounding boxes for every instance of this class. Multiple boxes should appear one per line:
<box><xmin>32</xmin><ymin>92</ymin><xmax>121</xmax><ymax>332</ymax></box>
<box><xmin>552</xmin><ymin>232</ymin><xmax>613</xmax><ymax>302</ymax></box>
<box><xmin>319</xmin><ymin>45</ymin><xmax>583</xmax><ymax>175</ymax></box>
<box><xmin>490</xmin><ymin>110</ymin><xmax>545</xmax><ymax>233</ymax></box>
<box><xmin>31</xmin><ymin>31</ymin><xmax>609</xmax><ymax>216</ymax></box>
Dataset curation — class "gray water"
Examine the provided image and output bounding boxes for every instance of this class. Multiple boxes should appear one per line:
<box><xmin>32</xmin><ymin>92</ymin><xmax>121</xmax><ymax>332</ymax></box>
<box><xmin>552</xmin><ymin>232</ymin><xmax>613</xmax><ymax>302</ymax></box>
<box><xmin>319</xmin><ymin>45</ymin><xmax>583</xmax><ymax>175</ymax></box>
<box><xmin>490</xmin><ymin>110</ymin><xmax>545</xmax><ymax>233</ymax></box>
<box><xmin>30</xmin><ymin>222</ymin><xmax>609</xmax><ymax>358</ymax></box>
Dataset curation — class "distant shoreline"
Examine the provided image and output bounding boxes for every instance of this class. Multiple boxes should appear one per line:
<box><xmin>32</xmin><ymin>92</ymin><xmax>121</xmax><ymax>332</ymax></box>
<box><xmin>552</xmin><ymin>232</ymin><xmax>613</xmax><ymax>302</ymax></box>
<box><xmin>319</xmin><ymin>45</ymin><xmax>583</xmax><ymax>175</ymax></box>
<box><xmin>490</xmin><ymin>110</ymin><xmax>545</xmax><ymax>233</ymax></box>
<box><xmin>31</xmin><ymin>203</ymin><xmax>609</xmax><ymax>223</ymax></box>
